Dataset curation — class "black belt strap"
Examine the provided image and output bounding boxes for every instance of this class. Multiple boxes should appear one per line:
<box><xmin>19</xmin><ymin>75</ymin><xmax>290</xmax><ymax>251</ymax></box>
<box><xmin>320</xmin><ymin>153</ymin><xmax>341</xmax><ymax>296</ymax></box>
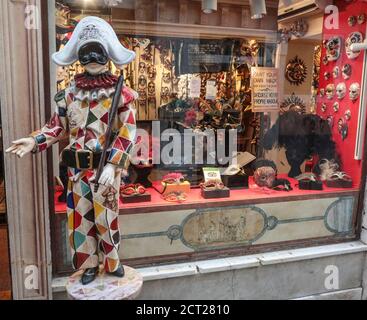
<box><xmin>61</xmin><ymin>149</ymin><xmax>104</xmax><ymax>170</ymax></box>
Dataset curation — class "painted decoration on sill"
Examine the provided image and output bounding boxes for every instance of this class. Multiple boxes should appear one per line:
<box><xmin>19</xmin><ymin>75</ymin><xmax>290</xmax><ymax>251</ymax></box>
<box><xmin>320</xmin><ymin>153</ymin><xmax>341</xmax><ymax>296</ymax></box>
<box><xmin>324</xmin><ymin>36</ymin><xmax>342</xmax><ymax>62</ymax></box>
<box><xmin>345</xmin><ymin>32</ymin><xmax>363</xmax><ymax>60</ymax></box>
<box><xmin>280</xmin><ymin>93</ymin><xmax>306</xmax><ymax>115</ymax></box>
<box><xmin>251</xmin><ymin>67</ymin><xmax>279</xmax><ymax>112</ymax></box>
<box><xmin>285</xmin><ymin>56</ymin><xmax>307</xmax><ymax>86</ymax></box>
<box><xmin>181</xmin><ymin>207</ymin><xmax>267</xmax><ymax>249</ymax></box>
<box><xmin>117</xmin><ymin>197</ymin><xmax>355</xmax><ymax>254</ymax></box>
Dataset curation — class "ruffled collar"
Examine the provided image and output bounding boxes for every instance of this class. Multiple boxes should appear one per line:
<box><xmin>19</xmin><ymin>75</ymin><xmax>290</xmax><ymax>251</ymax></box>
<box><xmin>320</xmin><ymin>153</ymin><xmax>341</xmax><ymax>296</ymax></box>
<box><xmin>74</xmin><ymin>71</ymin><xmax>118</xmax><ymax>91</ymax></box>
<box><xmin>72</xmin><ymin>86</ymin><xmax>116</xmax><ymax>102</ymax></box>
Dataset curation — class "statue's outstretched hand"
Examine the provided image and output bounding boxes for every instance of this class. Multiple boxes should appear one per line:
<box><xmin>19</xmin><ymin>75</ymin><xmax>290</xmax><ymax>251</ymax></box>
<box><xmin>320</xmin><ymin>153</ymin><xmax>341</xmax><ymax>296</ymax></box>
<box><xmin>5</xmin><ymin>137</ymin><xmax>36</xmax><ymax>158</ymax></box>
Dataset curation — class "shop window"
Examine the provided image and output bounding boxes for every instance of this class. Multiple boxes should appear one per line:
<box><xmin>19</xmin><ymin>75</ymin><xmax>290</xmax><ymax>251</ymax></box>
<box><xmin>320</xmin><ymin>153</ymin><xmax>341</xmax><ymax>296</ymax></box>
<box><xmin>49</xmin><ymin>1</ymin><xmax>365</xmax><ymax>275</ymax></box>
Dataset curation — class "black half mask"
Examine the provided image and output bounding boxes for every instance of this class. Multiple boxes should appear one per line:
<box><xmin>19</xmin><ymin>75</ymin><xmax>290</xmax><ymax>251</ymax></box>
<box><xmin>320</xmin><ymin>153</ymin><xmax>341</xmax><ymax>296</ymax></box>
<box><xmin>78</xmin><ymin>42</ymin><xmax>108</xmax><ymax>66</ymax></box>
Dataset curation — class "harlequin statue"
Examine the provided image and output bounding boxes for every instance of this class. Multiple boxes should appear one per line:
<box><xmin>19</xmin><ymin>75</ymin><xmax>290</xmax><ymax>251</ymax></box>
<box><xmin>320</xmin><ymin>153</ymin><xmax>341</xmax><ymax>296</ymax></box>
<box><xmin>6</xmin><ymin>17</ymin><xmax>137</xmax><ymax>285</ymax></box>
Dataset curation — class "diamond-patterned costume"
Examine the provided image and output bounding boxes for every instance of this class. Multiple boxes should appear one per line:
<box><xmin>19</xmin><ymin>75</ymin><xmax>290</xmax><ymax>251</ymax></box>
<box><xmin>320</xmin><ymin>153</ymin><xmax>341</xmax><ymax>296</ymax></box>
<box><xmin>30</xmin><ymin>72</ymin><xmax>137</xmax><ymax>272</ymax></box>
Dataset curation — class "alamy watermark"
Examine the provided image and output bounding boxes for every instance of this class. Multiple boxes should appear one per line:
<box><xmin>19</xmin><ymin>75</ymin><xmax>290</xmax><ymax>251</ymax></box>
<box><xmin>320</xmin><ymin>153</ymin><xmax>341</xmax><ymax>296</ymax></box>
<box><xmin>324</xmin><ymin>265</ymin><xmax>339</xmax><ymax>290</ymax></box>
<box><xmin>130</xmin><ymin>122</ymin><xmax>239</xmax><ymax>166</ymax></box>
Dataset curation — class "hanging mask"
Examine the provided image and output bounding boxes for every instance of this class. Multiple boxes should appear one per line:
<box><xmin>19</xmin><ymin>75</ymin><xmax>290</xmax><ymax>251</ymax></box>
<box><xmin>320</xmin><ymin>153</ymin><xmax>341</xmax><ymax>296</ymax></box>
<box><xmin>326</xmin><ymin>84</ymin><xmax>335</xmax><ymax>100</ymax></box>
<box><xmin>332</xmin><ymin>66</ymin><xmax>339</xmax><ymax>79</ymax></box>
<box><xmin>336</xmin><ymin>83</ymin><xmax>346</xmax><ymax>100</ymax></box>
<box><xmin>253</xmin><ymin>159</ymin><xmax>277</xmax><ymax>188</ymax></box>
<box><xmin>348</xmin><ymin>16</ymin><xmax>357</xmax><ymax>27</ymax></box>
<box><xmin>322</xmin><ymin>56</ymin><xmax>329</xmax><ymax>65</ymax></box>
<box><xmin>345</xmin><ymin>109</ymin><xmax>351</xmax><ymax>121</ymax></box>
<box><xmin>138</xmin><ymin>75</ymin><xmax>147</xmax><ymax>90</ymax></box>
<box><xmin>138</xmin><ymin>62</ymin><xmax>146</xmax><ymax>74</ymax></box>
<box><xmin>325</xmin><ymin>36</ymin><xmax>341</xmax><ymax>62</ymax></box>
<box><xmin>147</xmin><ymin>81</ymin><xmax>155</xmax><ymax>96</ymax></box>
<box><xmin>349</xmin><ymin>82</ymin><xmax>360</xmax><ymax>101</ymax></box>
<box><xmin>333</xmin><ymin>102</ymin><xmax>339</xmax><ymax>112</ymax></box>
<box><xmin>327</xmin><ymin>115</ymin><xmax>334</xmax><ymax>128</ymax></box>
<box><xmin>148</xmin><ymin>65</ymin><xmax>156</xmax><ymax>80</ymax></box>
<box><xmin>285</xmin><ymin>56</ymin><xmax>307</xmax><ymax>86</ymax></box>
<box><xmin>358</xmin><ymin>13</ymin><xmax>366</xmax><ymax>25</ymax></box>
<box><xmin>321</xmin><ymin>103</ymin><xmax>327</xmax><ymax>113</ymax></box>
<box><xmin>319</xmin><ymin>88</ymin><xmax>325</xmax><ymax>97</ymax></box>
<box><xmin>342</xmin><ymin>64</ymin><xmax>352</xmax><ymax>80</ymax></box>
<box><xmin>324</xmin><ymin>72</ymin><xmax>330</xmax><ymax>80</ymax></box>
<box><xmin>345</xmin><ymin>32</ymin><xmax>363</xmax><ymax>60</ymax></box>
<box><xmin>162</xmin><ymin>72</ymin><xmax>171</xmax><ymax>83</ymax></box>
<box><xmin>338</xmin><ymin>118</ymin><xmax>348</xmax><ymax>140</ymax></box>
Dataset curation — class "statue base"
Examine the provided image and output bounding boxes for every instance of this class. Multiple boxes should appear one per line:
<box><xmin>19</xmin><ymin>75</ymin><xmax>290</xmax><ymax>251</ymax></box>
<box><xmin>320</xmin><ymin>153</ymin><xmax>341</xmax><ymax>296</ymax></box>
<box><xmin>66</xmin><ymin>265</ymin><xmax>143</xmax><ymax>300</ymax></box>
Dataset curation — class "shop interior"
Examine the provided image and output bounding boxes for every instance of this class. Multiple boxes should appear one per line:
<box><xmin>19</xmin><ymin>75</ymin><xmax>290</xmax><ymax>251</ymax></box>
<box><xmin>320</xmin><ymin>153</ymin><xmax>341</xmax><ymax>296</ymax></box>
<box><xmin>53</xmin><ymin>0</ymin><xmax>363</xmax><ymax>210</ymax></box>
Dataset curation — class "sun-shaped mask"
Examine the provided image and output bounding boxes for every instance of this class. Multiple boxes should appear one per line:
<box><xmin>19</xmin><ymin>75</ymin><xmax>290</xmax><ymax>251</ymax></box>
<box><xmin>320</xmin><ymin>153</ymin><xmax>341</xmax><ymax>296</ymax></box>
<box><xmin>285</xmin><ymin>56</ymin><xmax>307</xmax><ymax>86</ymax></box>
<box><xmin>280</xmin><ymin>93</ymin><xmax>306</xmax><ymax>115</ymax></box>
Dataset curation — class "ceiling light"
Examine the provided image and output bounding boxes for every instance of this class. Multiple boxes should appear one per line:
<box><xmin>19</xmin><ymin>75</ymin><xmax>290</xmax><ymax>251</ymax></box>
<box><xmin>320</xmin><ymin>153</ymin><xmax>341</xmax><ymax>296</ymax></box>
<box><xmin>202</xmin><ymin>0</ymin><xmax>217</xmax><ymax>14</ymax></box>
<box><xmin>249</xmin><ymin>0</ymin><xmax>267</xmax><ymax>19</ymax></box>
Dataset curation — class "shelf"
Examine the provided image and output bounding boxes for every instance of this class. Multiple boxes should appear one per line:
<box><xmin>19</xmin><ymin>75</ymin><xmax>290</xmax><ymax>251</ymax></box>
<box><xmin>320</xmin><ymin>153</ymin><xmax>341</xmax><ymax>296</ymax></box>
<box><xmin>54</xmin><ymin>175</ymin><xmax>360</xmax><ymax>215</ymax></box>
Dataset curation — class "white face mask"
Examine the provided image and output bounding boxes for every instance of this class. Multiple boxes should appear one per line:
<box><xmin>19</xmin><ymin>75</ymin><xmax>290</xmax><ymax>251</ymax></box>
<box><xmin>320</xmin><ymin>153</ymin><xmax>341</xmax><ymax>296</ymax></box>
<box><xmin>326</xmin><ymin>84</ymin><xmax>335</xmax><ymax>100</ymax></box>
<box><xmin>342</xmin><ymin>64</ymin><xmax>352</xmax><ymax>80</ymax></box>
<box><xmin>345</xmin><ymin>32</ymin><xmax>363</xmax><ymax>60</ymax></box>
<box><xmin>349</xmin><ymin>83</ymin><xmax>360</xmax><ymax>101</ymax></box>
<box><xmin>336</xmin><ymin>83</ymin><xmax>346</xmax><ymax>100</ymax></box>
<box><xmin>325</xmin><ymin>36</ymin><xmax>341</xmax><ymax>62</ymax></box>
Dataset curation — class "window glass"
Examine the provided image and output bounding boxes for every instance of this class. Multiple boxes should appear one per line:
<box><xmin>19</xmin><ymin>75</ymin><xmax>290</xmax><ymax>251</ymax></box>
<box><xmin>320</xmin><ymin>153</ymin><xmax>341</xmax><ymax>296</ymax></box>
<box><xmin>50</xmin><ymin>0</ymin><xmax>364</xmax><ymax>273</ymax></box>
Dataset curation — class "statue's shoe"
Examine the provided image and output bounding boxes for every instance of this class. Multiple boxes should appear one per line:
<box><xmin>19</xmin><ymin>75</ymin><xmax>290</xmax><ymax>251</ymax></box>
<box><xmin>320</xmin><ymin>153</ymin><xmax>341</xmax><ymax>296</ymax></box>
<box><xmin>109</xmin><ymin>264</ymin><xmax>125</xmax><ymax>278</ymax></box>
<box><xmin>80</xmin><ymin>267</ymin><xmax>99</xmax><ymax>285</ymax></box>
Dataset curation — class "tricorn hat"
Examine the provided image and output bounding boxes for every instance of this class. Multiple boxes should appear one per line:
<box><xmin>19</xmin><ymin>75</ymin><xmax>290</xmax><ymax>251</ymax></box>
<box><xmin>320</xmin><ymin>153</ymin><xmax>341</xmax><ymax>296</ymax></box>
<box><xmin>52</xmin><ymin>16</ymin><xmax>135</xmax><ymax>67</ymax></box>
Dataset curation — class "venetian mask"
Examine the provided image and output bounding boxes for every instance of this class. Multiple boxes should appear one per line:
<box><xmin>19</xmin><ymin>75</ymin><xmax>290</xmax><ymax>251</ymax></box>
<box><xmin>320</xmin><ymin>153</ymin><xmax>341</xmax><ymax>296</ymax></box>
<box><xmin>326</xmin><ymin>84</ymin><xmax>335</xmax><ymax>100</ymax></box>
<box><xmin>148</xmin><ymin>65</ymin><xmax>156</xmax><ymax>80</ymax></box>
<box><xmin>139</xmin><ymin>62</ymin><xmax>146</xmax><ymax>74</ymax></box>
<box><xmin>148</xmin><ymin>81</ymin><xmax>155</xmax><ymax>95</ymax></box>
<box><xmin>338</xmin><ymin>118</ymin><xmax>348</xmax><ymax>140</ymax></box>
<box><xmin>333</xmin><ymin>102</ymin><xmax>339</xmax><ymax>112</ymax></box>
<box><xmin>321</xmin><ymin>103</ymin><xmax>327</xmax><ymax>113</ymax></box>
<box><xmin>345</xmin><ymin>109</ymin><xmax>351</xmax><ymax>121</ymax></box>
<box><xmin>162</xmin><ymin>72</ymin><xmax>171</xmax><ymax>83</ymax></box>
<box><xmin>345</xmin><ymin>32</ymin><xmax>363</xmax><ymax>60</ymax></box>
<box><xmin>325</xmin><ymin>36</ymin><xmax>341</xmax><ymax>62</ymax></box>
<box><xmin>254</xmin><ymin>166</ymin><xmax>276</xmax><ymax>188</ymax></box>
<box><xmin>336</xmin><ymin>83</ymin><xmax>346</xmax><ymax>100</ymax></box>
<box><xmin>324</xmin><ymin>72</ymin><xmax>330</xmax><ymax>80</ymax></box>
<box><xmin>349</xmin><ymin>83</ymin><xmax>360</xmax><ymax>101</ymax></box>
<box><xmin>342</xmin><ymin>64</ymin><xmax>352</xmax><ymax>80</ymax></box>
<box><xmin>327</xmin><ymin>115</ymin><xmax>334</xmax><ymax>128</ymax></box>
<box><xmin>138</xmin><ymin>75</ymin><xmax>147</xmax><ymax>90</ymax></box>
<box><xmin>332</xmin><ymin>66</ymin><xmax>339</xmax><ymax>79</ymax></box>
<box><xmin>358</xmin><ymin>13</ymin><xmax>366</xmax><ymax>24</ymax></box>
<box><xmin>319</xmin><ymin>88</ymin><xmax>325</xmax><ymax>97</ymax></box>
<box><xmin>348</xmin><ymin>16</ymin><xmax>356</xmax><ymax>27</ymax></box>
<box><xmin>285</xmin><ymin>56</ymin><xmax>307</xmax><ymax>86</ymax></box>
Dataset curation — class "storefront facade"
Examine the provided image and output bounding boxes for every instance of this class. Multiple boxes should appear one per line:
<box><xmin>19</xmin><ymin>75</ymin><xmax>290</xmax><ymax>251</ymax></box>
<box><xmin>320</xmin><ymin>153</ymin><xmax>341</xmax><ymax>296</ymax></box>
<box><xmin>1</xmin><ymin>0</ymin><xmax>367</xmax><ymax>300</ymax></box>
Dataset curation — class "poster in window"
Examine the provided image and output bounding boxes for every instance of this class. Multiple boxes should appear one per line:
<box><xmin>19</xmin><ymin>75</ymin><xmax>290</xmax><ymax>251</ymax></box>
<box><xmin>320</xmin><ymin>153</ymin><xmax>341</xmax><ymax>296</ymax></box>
<box><xmin>251</xmin><ymin>67</ymin><xmax>279</xmax><ymax>112</ymax></box>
